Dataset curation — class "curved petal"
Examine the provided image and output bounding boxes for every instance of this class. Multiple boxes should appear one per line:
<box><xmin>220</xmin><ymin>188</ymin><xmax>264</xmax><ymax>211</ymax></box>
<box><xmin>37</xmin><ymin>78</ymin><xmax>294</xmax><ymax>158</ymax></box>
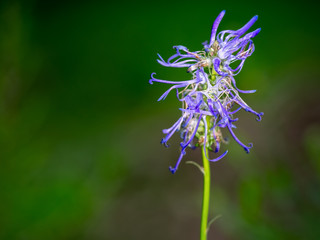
<box><xmin>169</xmin><ymin>150</ymin><xmax>186</xmax><ymax>174</ymax></box>
<box><xmin>202</xmin><ymin>116</ymin><xmax>228</xmax><ymax>162</ymax></box>
<box><xmin>227</xmin><ymin>123</ymin><xmax>253</xmax><ymax>153</ymax></box>
<box><xmin>229</xmin><ymin>75</ymin><xmax>256</xmax><ymax>93</ymax></box>
<box><xmin>213</xmin><ymin>58</ymin><xmax>228</xmax><ymax>76</ymax></box>
<box><xmin>209</xmin><ymin>150</ymin><xmax>228</xmax><ymax>162</ymax></box>
<box><xmin>149</xmin><ymin>72</ymin><xmax>198</xmax><ymax>85</ymax></box>
<box><xmin>234</xmin><ymin>15</ymin><xmax>258</xmax><ymax>36</ymax></box>
<box><xmin>157</xmin><ymin>83</ymin><xmax>190</xmax><ymax>101</ymax></box>
<box><xmin>240</xmin><ymin>28</ymin><xmax>261</xmax><ymax>42</ymax></box>
<box><xmin>180</xmin><ymin>114</ymin><xmax>202</xmax><ymax>149</ymax></box>
<box><xmin>209</xmin><ymin>10</ymin><xmax>226</xmax><ymax>47</ymax></box>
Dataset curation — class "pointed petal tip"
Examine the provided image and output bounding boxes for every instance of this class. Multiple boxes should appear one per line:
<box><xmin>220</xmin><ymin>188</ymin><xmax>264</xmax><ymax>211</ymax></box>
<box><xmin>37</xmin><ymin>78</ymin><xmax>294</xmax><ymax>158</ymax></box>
<box><xmin>161</xmin><ymin>139</ymin><xmax>170</xmax><ymax>147</ymax></box>
<box><xmin>255</xmin><ymin>28</ymin><xmax>262</xmax><ymax>35</ymax></box>
<box><xmin>149</xmin><ymin>73</ymin><xmax>155</xmax><ymax>84</ymax></box>
<box><xmin>256</xmin><ymin>112</ymin><xmax>264</xmax><ymax>121</ymax></box>
<box><xmin>244</xmin><ymin>143</ymin><xmax>253</xmax><ymax>153</ymax></box>
<box><xmin>217</xmin><ymin>10</ymin><xmax>226</xmax><ymax>20</ymax></box>
<box><xmin>249</xmin><ymin>28</ymin><xmax>261</xmax><ymax>38</ymax></box>
<box><xmin>248</xmin><ymin>15</ymin><xmax>258</xmax><ymax>24</ymax></box>
<box><xmin>169</xmin><ymin>166</ymin><xmax>176</xmax><ymax>174</ymax></box>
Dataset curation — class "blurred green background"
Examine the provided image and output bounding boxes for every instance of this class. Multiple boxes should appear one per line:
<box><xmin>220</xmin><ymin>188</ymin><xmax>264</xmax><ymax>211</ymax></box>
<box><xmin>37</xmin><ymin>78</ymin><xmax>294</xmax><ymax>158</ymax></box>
<box><xmin>0</xmin><ymin>0</ymin><xmax>320</xmax><ymax>239</ymax></box>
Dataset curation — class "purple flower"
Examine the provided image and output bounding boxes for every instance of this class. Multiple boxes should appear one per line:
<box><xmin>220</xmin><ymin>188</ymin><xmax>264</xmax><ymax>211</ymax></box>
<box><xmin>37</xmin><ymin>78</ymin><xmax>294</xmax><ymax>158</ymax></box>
<box><xmin>205</xmin><ymin>10</ymin><xmax>260</xmax><ymax>76</ymax></box>
<box><xmin>150</xmin><ymin>11</ymin><xmax>263</xmax><ymax>173</ymax></box>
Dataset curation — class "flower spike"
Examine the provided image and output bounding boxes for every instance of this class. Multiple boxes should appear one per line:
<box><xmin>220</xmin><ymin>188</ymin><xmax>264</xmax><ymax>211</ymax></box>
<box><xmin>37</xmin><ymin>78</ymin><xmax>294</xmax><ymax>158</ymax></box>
<box><xmin>150</xmin><ymin>11</ymin><xmax>263</xmax><ymax>173</ymax></box>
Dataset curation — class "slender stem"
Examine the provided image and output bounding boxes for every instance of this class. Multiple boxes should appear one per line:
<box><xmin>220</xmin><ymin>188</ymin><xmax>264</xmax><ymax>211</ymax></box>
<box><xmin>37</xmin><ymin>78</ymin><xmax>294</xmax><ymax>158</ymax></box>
<box><xmin>200</xmin><ymin>144</ymin><xmax>211</xmax><ymax>240</ymax></box>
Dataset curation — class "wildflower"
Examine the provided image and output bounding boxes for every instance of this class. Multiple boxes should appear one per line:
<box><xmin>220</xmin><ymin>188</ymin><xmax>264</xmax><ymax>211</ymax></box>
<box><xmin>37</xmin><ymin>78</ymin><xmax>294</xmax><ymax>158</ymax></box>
<box><xmin>150</xmin><ymin>10</ymin><xmax>263</xmax><ymax>173</ymax></box>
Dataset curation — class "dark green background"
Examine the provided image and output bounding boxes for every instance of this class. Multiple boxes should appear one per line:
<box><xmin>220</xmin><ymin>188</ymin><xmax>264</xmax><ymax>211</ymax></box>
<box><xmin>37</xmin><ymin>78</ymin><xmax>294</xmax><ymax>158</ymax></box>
<box><xmin>0</xmin><ymin>0</ymin><xmax>320</xmax><ymax>239</ymax></box>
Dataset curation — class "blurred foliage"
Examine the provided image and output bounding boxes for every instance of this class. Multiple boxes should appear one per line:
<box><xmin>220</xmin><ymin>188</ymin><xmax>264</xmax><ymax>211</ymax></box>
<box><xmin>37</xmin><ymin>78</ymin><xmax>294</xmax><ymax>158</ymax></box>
<box><xmin>0</xmin><ymin>0</ymin><xmax>319</xmax><ymax>239</ymax></box>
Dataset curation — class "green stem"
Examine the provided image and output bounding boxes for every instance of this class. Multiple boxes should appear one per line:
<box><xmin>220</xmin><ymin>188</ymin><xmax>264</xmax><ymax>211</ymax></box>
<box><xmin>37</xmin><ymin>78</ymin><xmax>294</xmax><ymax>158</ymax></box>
<box><xmin>200</xmin><ymin>144</ymin><xmax>210</xmax><ymax>240</ymax></box>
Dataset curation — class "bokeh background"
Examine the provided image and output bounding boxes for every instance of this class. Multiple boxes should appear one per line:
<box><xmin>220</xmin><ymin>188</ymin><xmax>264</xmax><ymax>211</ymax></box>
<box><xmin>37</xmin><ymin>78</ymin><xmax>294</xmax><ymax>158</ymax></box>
<box><xmin>0</xmin><ymin>0</ymin><xmax>320</xmax><ymax>239</ymax></box>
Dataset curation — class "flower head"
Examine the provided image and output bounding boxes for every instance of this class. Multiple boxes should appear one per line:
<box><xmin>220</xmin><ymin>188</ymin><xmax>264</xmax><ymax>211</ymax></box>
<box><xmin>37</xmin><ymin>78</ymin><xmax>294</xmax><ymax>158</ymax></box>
<box><xmin>150</xmin><ymin>11</ymin><xmax>263</xmax><ymax>173</ymax></box>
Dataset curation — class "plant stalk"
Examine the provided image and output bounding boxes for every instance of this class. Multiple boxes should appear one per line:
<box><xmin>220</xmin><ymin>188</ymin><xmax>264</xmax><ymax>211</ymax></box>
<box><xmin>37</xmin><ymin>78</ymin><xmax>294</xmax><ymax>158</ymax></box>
<box><xmin>200</xmin><ymin>144</ymin><xmax>210</xmax><ymax>240</ymax></box>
